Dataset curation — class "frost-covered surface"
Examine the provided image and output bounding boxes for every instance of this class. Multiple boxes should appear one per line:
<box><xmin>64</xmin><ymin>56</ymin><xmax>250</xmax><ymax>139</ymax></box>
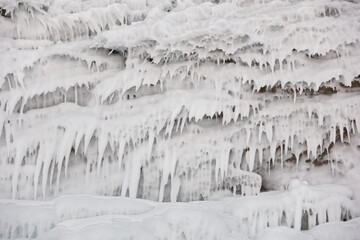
<box><xmin>0</xmin><ymin>0</ymin><xmax>360</xmax><ymax>239</ymax></box>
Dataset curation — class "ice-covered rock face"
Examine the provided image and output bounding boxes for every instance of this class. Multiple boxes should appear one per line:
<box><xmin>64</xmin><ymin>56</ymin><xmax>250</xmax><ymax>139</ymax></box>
<box><xmin>0</xmin><ymin>0</ymin><xmax>359</xmax><ymax>203</ymax></box>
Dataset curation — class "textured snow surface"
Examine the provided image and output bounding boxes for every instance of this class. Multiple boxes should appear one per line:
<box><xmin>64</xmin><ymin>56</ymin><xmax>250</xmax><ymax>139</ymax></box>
<box><xmin>0</xmin><ymin>180</ymin><xmax>359</xmax><ymax>239</ymax></box>
<box><xmin>0</xmin><ymin>0</ymin><xmax>360</xmax><ymax>238</ymax></box>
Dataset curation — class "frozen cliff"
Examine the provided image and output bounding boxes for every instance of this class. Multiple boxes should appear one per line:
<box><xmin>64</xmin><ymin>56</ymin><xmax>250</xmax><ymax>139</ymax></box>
<box><xmin>0</xmin><ymin>0</ymin><xmax>360</xmax><ymax>239</ymax></box>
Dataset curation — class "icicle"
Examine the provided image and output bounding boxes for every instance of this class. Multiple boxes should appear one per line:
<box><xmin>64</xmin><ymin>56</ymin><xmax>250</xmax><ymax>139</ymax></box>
<box><xmin>237</xmin><ymin>149</ymin><xmax>244</xmax><ymax>169</ymax></box>
<box><xmin>290</xmin><ymin>134</ymin><xmax>294</xmax><ymax>150</ymax></box>
<box><xmin>318</xmin><ymin>112</ymin><xmax>323</xmax><ymax>126</ymax></box>
<box><xmin>215</xmin><ymin>156</ymin><xmax>220</xmax><ymax>184</ymax></box>
<box><xmin>299</xmin><ymin>85</ymin><xmax>303</xmax><ymax>95</ymax></box>
<box><xmin>293</xmin><ymin>87</ymin><xmax>296</xmax><ymax>103</ymax></box>
<box><xmin>34</xmin><ymin>142</ymin><xmax>45</xmax><ymax>200</ymax></box>
<box><xmin>270</xmin><ymin>142</ymin><xmax>276</xmax><ymax>166</ymax></box>
<box><xmin>64</xmin><ymin>88</ymin><xmax>67</xmax><ymax>102</ymax></box>
<box><xmin>165</xmin><ymin>120</ymin><xmax>175</xmax><ymax>138</ymax></box>
<box><xmin>56</xmin><ymin>130</ymin><xmax>75</xmax><ymax>187</ymax></box>
<box><xmin>246</xmin><ymin>128</ymin><xmax>251</xmax><ymax>146</ymax></box>
<box><xmin>97</xmin><ymin>131</ymin><xmax>108</xmax><ymax>177</ymax></box>
<box><xmin>258</xmin><ymin>121</ymin><xmax>263</xmax><ymax>143</ymax></box>
<box><xmin>339</xmin><ymin>124</ymin><xmax>344</xmax><ymax>143</ymax></box>
<box><xmin>295</xmin><ymin>154</ymin><xmax>298</xmax><ymax>171</ymax></box>
<box><xmin>328</xmin><ymin>148</ymin><xmax>334</xmax><ymax>176</ymax></box>
<box><xmin>176</xmin><ymin>117</ymin><xmax>182</xmax><ymax>132</ymax></box>
<box><xmin>121</xmin><ymin>158</ymin><xmax>130</xmax><ymax>197</ymax></box>
<box><xmin>170</xmin><ymin>148</ymin><xmax>177</xmax><ymax>179</ymax></box>
<box><xmin>330</xmin><ymin>126</ymin><xmax>336</xmax><ymax>144</ymax></box>
<box><xmin>351</xmin><ymin>120</ymin><xmax>355</xmax><ymax>134</ymax></box>
<box><xmin>280</xmin><ymin>143</ymin><xmax>284</xmax><ymax>170</ymax></box>
<box><xmin>258</xmin><ymin>148</ymin><xmax>263</xmax><ymax>165</ymax></box>
<box><xmin>63</xmin><ymin>146</ymin><xmax>72</xmax><ymax>179</ymax></box>
<box><xmin>180</xmin><ymin>115</ymin><xmax>186</xmax><ymax>132</ymax></box>
<box><xmin>345</xmin><ymin>123</ymin><xmax>350</xmax><ymax>143</ymax></box>
<box><xmin>355</xmin><ymin>118</ymin><xmax>360</xmax><ymax>134</ymax></box>
<box><xmin>11</xmin><ymin>148</ymin><xmax>24</xmax><ymax>199</ymax></box>
<box><xmin>248</xmin><ymin>147</ymin><xmax>256</xmax><ymax>172</ymax></box>
<box><xmin>18</xmin><ymin>97</ymin><xmax>26</xmax><ymax>128</ymax></box>
<box><xmin>265</xmin><ymin>121</ymin><xmax>273</xmax><ymax>143</ymax></box>
<box><xmin>41</xmin><ymin>140</ymin><xmax>55</xmax><ymax>199</ymax></box>
<box><xmin>83</xmin><ymin>125</ymin><xmax>96</xmax><ymax>154</ymax></box>
<box><xmin>129</xmin><ymin>157</ymin><xmax>142</xmax><ymax>198</ymax></box>
<box><xmin>170</xmin><ymin>177</ymin><xmax>180</xmax><ymax>202</ymax></box>
<box><xmin>118</xmin><ymin>140</ymin><xmax>126</xmax><ymax>171</ymax></box>
<box><xmin>74</xmin><ymin>85</ymin><xmax>78</xmax><ymax>104</ymax></box>
<box><xmin>74</xmin><ymin>130</ymin><xmax>85</xmax><ymax>154</ymax></box>
<box><xmin>48</xmin><ymin>155</ymin><xmax>55</xmax><ymax>191</ymax></box>
<box><xmin>221</xmin><ymin>149</ymin><xmax>230</xmax><ymax>178</ymax></box>
<box><xmin>284</xmin><ymin>136</ymin><xmax>289</xmax><ymax>155</ymax></box>
<box><xmin>159</xmin><ymin>145</ymin><xmax>171</xmax><ymax>202</ymax></box>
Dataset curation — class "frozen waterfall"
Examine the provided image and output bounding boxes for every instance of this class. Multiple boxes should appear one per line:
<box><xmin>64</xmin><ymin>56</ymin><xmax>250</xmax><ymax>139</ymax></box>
<box><xmin>0</xmin><ymin>0</ymin><xmax>360</xmax><ymax>239</ymax></box>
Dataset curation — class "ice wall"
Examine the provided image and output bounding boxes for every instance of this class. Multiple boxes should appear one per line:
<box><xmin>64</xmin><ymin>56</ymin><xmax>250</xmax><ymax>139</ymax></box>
<box><xmin>0</xmin><ymin>0</ymin><xmax>359</xmax><ymax>202</ymax></box>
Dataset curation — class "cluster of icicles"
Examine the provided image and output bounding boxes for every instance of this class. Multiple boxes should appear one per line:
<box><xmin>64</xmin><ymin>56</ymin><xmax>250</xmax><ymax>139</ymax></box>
<box><xmin>0</xmin><ymin>0</ymin><xmax>360</xmax><ymax>202</ymax></box>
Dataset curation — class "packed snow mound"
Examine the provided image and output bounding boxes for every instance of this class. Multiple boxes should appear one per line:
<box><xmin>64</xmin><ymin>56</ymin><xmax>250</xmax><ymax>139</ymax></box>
<box><xmin>0</xmin><ymin>181</ymin><xmax>359</xmax><ymax>239</ymax></box>
<box><xmin>307</xmin><ymin>218</ymin><xmax>360</xmax><ymax>240</ymax></box>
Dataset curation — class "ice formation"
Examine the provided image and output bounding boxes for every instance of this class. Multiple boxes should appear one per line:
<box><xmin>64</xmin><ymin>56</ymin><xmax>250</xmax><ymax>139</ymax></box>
<box><xmin>0</xmin><ymin>0</ymin><xmax>360</xmax><ymax>239</ymax></box>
